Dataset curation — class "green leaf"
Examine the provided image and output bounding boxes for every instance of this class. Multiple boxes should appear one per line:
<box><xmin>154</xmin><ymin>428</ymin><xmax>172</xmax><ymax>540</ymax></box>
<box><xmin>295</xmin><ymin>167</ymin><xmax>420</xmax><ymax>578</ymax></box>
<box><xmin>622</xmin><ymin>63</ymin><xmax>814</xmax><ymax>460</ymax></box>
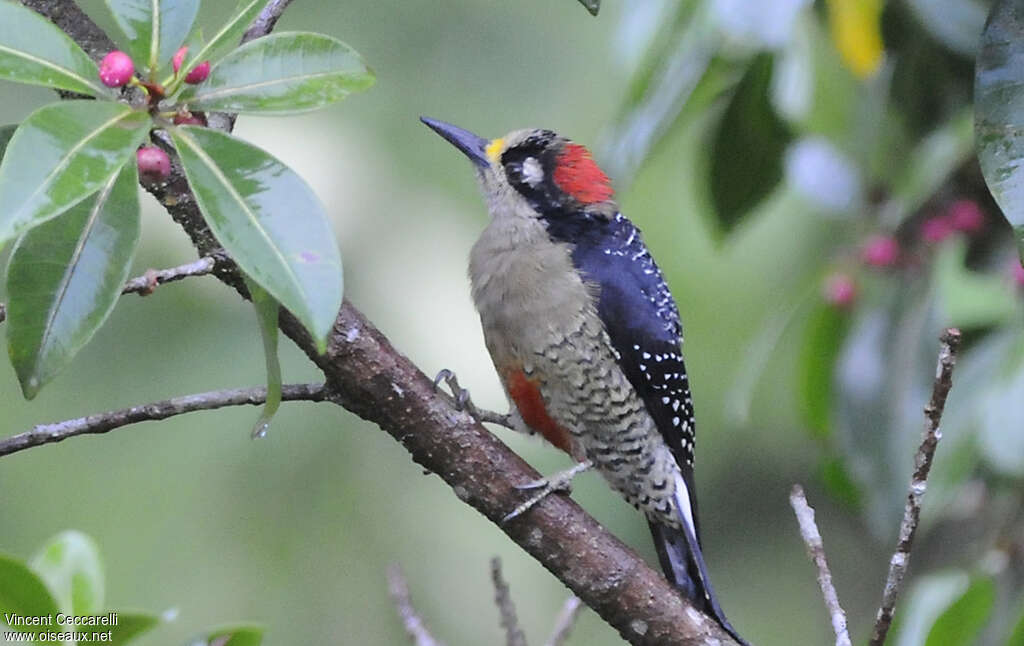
<box><xmin>165</xmin><ymin>0</ymin><xmax>264</xmax><ymax>89</ymax></box>
<box><xmin>7</xmin><ymin>164</ymin><xmax>140</xmax><ymax>399</ymax></box>
<box><xmin>976</xmin><ymin>0</ymin><xmax>1024</xmax><ymax>262</ymax></box>
<box><xmin>108</xmin><ymin>612</ymin><xmax>160</xmax><ymax>645</ymax></box>
<box><xmin>797</xmin><ymin>300</ymin><xmax>851</xmax><ymax>438</ymax></box>
<box><xmin>924</xmin><ymin>576</ymin><xmax>995</xmax><ymax>646</ymax></box>
<box><xmin>895</xmin><ymin>572</ymin><xmax>970</xmax><ymax>646</ymax></box>
<box><xmin>0</xmin><ymin>2</ymin><xmax>110</xmax><ymax>96</ymax></box>
<box><xmin>27</xmin><ymin>531</ymin><xmax>104</xmax><ymax>616</ymax></box>
<box><xmin>187</xmin><ymin>625</ymin><xmax>264</xmax><ymax>646</ymax></box>
<box><xmin>106</xmin><ymin>0</ymin><xmax>200</xmax><ymax>75</ymax></box>
<box><xmin>819</xmin><ymin>456</ymin><xmax>862</xmax><ymax>509</ymax></box>
<box><xmin>0</xmin><ymin>553</ymin><xmax>61</xmax><ymax>636</ymax></box>
<box><xmin>709</xmin><ymin>53</ymin><xmax>792</xmax><ymax>233</ymax></box>
<box><xmin>0</xmin><ymin>100</ymin><xmax>150</xmax><ymax>249</ymax></box>
<box><xmin>179</xmin><ymin>32</ymin><xmax>374</xmax><ymax>115</ymax></box>
<box><xmin>247</xmin><ymin>277</ymin><xmax>282</xmax><ymax>438</ymax></box>
<box><xmin>170</xmin><ymin>126</ymin><xmax>342</xmax><ymax>350</ymax></box>
<box><xmin>934</xmin><ymin>237</ymin><xmax>1017</xmax><ymax>329</ymax></box>
<box><xmin>577</xmin><ymin>0</ymin><xmax>599</xmax><ymax>16</ymax></box>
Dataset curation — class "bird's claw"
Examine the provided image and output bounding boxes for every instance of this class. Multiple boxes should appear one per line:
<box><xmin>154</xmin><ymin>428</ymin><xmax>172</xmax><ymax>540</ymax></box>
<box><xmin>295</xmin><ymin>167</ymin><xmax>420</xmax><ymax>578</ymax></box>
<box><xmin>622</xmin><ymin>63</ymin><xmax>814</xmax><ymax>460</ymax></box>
<box><xmin>502</xmin><ymin>460</ymin><xmax>593</xmax><ymax>523</ymax></box>
<box><xmin>433</xmin><ymin>368</ymin><xmax>514</xmax><ymax>429</ymax></box>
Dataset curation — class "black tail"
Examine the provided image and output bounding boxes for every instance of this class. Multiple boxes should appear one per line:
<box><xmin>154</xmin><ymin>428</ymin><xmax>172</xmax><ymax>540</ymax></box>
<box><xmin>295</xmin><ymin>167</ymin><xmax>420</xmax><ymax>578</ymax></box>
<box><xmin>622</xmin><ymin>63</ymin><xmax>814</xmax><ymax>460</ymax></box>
<box><xmin>649</xmin><ymin>521</ymin><xmax>749</xmax><ymax>645</ymax></box>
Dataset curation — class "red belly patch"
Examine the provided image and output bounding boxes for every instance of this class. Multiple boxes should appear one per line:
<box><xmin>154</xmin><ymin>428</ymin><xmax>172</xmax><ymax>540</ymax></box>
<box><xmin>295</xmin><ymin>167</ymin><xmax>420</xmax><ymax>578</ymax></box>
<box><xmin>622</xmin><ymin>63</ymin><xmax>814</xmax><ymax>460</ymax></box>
<box><xmin>505</xmin><ymin>369</ymin><xmax>573</xmax><ymax>455</ymax></box>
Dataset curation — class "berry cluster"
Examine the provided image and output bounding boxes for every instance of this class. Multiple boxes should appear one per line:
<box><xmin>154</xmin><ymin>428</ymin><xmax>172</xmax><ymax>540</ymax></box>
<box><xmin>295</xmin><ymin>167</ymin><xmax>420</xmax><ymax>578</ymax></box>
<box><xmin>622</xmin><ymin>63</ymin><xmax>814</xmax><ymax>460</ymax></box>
<box><xmin>823</xmin><ymin>198</ymin><xmax>1023</xmax><ymax>309</ymax></box>
<box><xmin>97</xmin><ymin>47</ymin><xmax>212</xmax><ymax>182</ymax></box>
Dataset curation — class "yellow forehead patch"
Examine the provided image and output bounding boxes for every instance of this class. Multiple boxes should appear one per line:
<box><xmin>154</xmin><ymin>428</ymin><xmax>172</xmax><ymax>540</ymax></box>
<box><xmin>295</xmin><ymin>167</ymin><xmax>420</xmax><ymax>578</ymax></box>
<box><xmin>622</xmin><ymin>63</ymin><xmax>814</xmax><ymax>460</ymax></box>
<box><xmin>485</xmin><ymin>138</ymin><xmax>505</xmax><ymax>163</ymax></box>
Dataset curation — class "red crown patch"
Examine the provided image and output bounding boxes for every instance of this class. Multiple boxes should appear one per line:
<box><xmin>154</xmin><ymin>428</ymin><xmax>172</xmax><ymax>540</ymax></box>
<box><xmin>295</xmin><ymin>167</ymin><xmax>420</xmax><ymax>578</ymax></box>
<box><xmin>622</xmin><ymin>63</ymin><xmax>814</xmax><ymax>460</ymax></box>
<box><xmin>552</xmin><ymin>143</ymin><xmax>614</xmax><ymax>204</ymax></box>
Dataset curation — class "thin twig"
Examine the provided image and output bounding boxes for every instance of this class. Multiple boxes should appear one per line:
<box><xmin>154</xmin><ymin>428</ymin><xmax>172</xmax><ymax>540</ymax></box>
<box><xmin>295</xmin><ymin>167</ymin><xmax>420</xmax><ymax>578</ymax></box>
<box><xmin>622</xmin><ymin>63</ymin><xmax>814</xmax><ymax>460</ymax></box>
<box><xmin>868</xmin><ymin>328</ymin><xmax>962</xmax><ymax>646</ymax></box>
<box><xmin>121</xmin><ymin>255</ymin><xmax>218</xmax><ymax>295</ymax></box>
<box><xmin>242</xmin><ymin>0</ymin><xmax>296</xmax><ymax>43</ymax></box>
<box><xmin>491</xmin><ymin>558</ymin><xmax>528</xmax><ymax>646</ymax></box>
<box><xmin>0</xmin><ymin>256</ymin><xmax>219</xmax><ymax>324</ymax></box>
<box><xmin>386</xmin><ymin>564</ymin><xmax>446</xmax><ymax>646</ymax></box>
<box><xmin>543</xmin><ymin>596</ymin><xmax>583</xmax><ymax>646</ymax></box>
<box><xmin>790</xmin><ymin>485</ymin><xmax>852</xmax><ymax>646</ymax></box>
<box><xmin>0</xmin><ymin>384</ymin><xmax>328</xmax><ymax>457</ymax></box>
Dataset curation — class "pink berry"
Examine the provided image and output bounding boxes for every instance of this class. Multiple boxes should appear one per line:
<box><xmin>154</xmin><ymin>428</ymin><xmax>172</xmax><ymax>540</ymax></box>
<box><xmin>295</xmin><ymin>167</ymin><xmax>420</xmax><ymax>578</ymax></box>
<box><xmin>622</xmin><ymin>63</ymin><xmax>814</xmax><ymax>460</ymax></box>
<box><xmin>861</xmin><ymin>234</ymin><xmax>900</xmax><ymax>268</ymax></box>
<box><xmin>172</xmin><ymin>47</ymin><xmax>188</xmax><ymax>73</ymax></box>
<box><xmin>185</xmin><ymin>60</ymin><xmax>210</xmax><ymax>84</ymax></box>
<box><xmin>1012</xmin><ymin>259</ymin><xmax>1024</xmax><ymax>288</ymax></box>
<box><xmin>136</xmin><ymin>146</ymin><xmax>170</xmax><ymax>181</ymax></box>
<box><xmin>947</xmin><ymin>199</ymin><xmax>985</xmax><ymax>233</ymax></box>
<box><xmin>921</xmin><ymin>216</ymin><xmax>954</xmax><ymax>243</ymax></box>
<box><xmin>823</xmin><ymin>273</ymin><xmax>857</xmax><ymax>309</ymax></box>
<box><xmin>99</xmin><ymin>50</ymin><xmax>134</xmax><ymax>87</ymax></box>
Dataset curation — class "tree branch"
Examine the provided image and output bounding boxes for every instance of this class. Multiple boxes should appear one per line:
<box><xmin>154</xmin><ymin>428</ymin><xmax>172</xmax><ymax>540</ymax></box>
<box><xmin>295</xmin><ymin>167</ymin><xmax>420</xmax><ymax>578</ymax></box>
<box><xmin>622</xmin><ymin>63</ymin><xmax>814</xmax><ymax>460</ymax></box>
<box><xmin>868</xmin><ymin>328</ymin><xmax>962</xmax><ymax>646</ymax></box>
<box><xmin>16</xmin><ymin>3</ymin><xmax>741</xmax><ymax>644</ymax></box>
<box><xmin>0</xmin><ymin>255</ymin><xmax>220</xmax><ymax>324</ymax></box>
<box><xmin>790</xmin><ymin>485</ymin><xmax>851</xmax><ymax>646</ymax></box>
<box><xmin>386</xmin><ymin>564</ymin><xmax>447</xmax><ymax>646</ymax></box>
<box><xmin>491</xmin><ymin>557</ymin><xmax>528</xmax><ymax>646</ymax></box>
<box><xmin>242</xmin><ymin>0</ymin><xmax>296</xmax><ymax>44</ymax></box>
<box><xmin>0</xmin><ymin>384</ymin><xmax>328</xmax><ymax>457</ymax></box>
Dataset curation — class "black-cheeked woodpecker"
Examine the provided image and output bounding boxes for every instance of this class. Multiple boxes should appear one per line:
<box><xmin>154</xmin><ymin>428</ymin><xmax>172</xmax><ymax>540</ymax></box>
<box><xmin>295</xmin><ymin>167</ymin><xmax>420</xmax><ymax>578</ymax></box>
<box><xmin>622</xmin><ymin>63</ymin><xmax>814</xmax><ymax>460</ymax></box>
<box><xmin>422</xmin><ymin>117</ymin><xmax>746</xmax><ymax>645</ymax></box>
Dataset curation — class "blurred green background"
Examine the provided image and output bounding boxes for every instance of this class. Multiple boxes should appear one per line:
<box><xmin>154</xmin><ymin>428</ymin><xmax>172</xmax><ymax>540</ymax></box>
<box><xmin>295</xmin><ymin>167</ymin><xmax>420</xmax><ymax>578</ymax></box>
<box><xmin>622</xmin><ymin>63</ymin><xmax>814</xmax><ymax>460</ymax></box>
<box><xmin>2</xmin><ymin>1</ymin><xmax>1022</xmax><ymax>645</ymax></box>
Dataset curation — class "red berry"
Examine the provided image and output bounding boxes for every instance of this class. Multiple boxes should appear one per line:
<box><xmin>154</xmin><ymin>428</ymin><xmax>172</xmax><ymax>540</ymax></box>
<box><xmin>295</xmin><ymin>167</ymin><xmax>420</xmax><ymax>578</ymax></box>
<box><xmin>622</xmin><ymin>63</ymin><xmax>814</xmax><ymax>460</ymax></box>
<box><xmin>137</xmin><ymin>146</ymin><xmax>170</xmax><ymax>181</ymax></box>
<box><xmin>1012</xmin><ymin>259</ymin><xmax>1024</xmax><ymax>288</ymax></box>
<box><xmin>172</xmin><ymin>47</ymin><xmax>188</xmax><ymax>73</ymax></box>
<box><xmin>861</xmin><ymin>234</ymin><xmax>900</xmax><ymax>268</ymax></box>
<box><xmin>921</xmin><ymin>216</ymin><xmax>954</xmax><ymax>243</ymax></box>
<box><xmin>823</xmin><ymin>273</ymin><xmax>857</xmax><ymax>309</ymax></box>
<box><xmin>99</xmin><ymin>51</ymin><xmax>134</xmax><ymax>87</ymax></box>
<box><xmin>185</xmin><ymin>60</ymin><xmax>210</xmax><ymax>84</ymax></box>
<box><xmin>947</xmin><ymin>199</ymin><xmax>985</xmax><ymax>233</ymax></box>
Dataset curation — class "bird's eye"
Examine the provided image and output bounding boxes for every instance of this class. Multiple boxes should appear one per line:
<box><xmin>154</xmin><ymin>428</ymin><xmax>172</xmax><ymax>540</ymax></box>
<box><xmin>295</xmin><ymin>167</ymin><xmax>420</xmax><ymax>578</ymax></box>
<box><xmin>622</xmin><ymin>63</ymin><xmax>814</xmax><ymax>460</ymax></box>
<box><xmin>506</xmin><ymin>156</ymin><xmax>544</xmax><ymax>189</ymax></box>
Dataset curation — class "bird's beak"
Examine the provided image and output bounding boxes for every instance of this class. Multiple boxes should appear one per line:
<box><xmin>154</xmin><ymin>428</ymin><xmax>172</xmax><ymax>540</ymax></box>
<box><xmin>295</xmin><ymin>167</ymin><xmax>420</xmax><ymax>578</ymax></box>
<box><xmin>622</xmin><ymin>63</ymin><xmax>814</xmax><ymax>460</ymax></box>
<box><xmin>420</xmin><ymin>117</ymin><xmax>491</xmax><ymax>168</ymax></box>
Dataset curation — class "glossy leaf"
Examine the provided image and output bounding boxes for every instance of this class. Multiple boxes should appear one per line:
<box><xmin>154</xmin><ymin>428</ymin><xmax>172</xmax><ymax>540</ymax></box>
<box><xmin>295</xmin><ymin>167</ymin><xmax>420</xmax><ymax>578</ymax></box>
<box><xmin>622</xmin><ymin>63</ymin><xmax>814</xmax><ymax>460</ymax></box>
<box><xmin>171</xmin><ymin>126</ymin><xmax>342</xmax><ymax>350</ymax></box>
<box><xmin>924</xmin><ymin>576</ymin><xmax>995</xmax><ymax>646</ymax></box>
<box><xmin>108</xmin><ymin>613</ymin><xmax>160</xmax><ymax>645</ymax></box>
<box><xmin>0</xmin><ymin>553</ymin><xmax>61</xmax><ymax>635</ymax></box>
<box><xmin>7</xmin><ymin>165</ymin><xmax>140</xmax><ymax>399</ymax></box>
<box><xmin>187</xmin><ymin>625</ymin><xmax>264</xmax><ymax>646</ymax></box>
<box><xmin>0</xmin><ymin>100</ymin><xmax>149</xmax><ymax>249</ymax></box>
<box><xmin>797</xmin><ymin>300</ymin><xmax>851</xmax><ymax>438</ymax></box>
<box><xmin>247</xmin><ymin>278</ymin><xmax>282</xmax><ymax>439</ymax></box>
<box><xmin>710</xmin><ymin>54</ymin><xmax>792</xmax><ymax>232</ymax></box>
<box><xmin>0</xmin><ymin>2</ymin><xmax>110</xmax><ymax>96</ymax></box>
<box><xmin>179</xmin><ymin>32</ymin><xmax>374</xmax><ymax>114</ymax></box>
<box><xmin>976</xmin><ymin>0</ymin><xmax>1024</xmax><ymax>260</ymax></box>
<box><xmin>28</xmin><ymin>530</ymin><xmax>105</xmax><ymax>615</ymax></box>
<box><xmin>106</xmin><ymin>0</ymin><xmax>200</xmax><ymax>74</ymax></box>
<box><xmin>166</xmin><ymin>0</ymin><xmax>264</xmax><ymax>89</ymax></box>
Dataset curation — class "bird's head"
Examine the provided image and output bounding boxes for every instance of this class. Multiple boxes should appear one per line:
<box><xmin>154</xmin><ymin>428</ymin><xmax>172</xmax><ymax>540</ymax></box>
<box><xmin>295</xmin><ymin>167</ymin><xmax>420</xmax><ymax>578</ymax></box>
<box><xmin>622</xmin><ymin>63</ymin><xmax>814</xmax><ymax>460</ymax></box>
<box><xmin>421</xmin><ymin>117</ymin><xmax>616</xmax><ymax>222</ymax></box>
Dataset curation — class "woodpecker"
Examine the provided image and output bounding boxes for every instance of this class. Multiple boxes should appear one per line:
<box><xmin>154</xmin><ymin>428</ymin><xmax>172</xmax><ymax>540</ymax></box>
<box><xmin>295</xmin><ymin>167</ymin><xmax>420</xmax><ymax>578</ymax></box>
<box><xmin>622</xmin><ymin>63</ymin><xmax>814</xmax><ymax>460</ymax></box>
<box><xmin>422</xmin><ymin>117</ymin><xmax>746</xmax><ymax>643</ymax></box>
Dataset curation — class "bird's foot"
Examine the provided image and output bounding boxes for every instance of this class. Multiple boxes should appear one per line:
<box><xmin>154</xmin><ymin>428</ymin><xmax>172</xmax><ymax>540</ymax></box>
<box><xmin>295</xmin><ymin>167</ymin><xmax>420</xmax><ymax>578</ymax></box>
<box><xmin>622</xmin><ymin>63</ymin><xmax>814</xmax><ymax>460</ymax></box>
<box><xmin>502</xmin><ymin>460</ymin><xmax>593</xmax><ymax>523</ymax></box>
<box><xmin>433</xmin><ymin>368</ymin><xmax>513</xmax><ymax>428</ymax></box>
